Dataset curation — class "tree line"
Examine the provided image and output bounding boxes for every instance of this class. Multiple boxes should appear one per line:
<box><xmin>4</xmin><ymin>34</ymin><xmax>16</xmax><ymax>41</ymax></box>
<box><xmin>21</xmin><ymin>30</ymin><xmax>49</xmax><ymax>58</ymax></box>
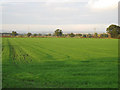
<box><xmin>3</xmin><ymin>24</ymin><xmax>120</xmax><ymax>39</ymax></box>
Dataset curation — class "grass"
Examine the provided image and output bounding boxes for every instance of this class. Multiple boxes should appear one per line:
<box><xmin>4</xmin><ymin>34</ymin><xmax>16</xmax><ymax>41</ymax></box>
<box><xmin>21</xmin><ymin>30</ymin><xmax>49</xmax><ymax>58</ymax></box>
<box><xmin>2</xmin><ymin>38</ymin><xmax>118</xmax><ymax>88</ymax></box>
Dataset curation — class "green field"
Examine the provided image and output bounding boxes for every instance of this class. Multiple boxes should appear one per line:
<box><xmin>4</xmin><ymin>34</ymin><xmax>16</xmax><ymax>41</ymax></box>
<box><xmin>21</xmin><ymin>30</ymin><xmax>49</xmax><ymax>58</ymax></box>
<box><xmin>2</xmin><ymin>38</ymin><xmax>118</xmax><ymax>88</ymax></box>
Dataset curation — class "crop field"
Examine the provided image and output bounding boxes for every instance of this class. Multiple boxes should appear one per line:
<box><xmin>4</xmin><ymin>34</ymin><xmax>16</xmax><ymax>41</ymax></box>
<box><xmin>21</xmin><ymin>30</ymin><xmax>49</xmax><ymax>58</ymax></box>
<box><xmin>2</xmin><ymin>38</ymin><xmax>118</xmax><ymax>88</ymax></box>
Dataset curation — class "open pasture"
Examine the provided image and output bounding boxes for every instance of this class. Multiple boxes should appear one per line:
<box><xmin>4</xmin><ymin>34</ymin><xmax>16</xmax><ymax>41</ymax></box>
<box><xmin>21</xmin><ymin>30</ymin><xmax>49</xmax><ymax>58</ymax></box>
<box><xmin>2</xmin><ymin>38</ymin><xmax>118</xmax><ymax>88</ymax></box>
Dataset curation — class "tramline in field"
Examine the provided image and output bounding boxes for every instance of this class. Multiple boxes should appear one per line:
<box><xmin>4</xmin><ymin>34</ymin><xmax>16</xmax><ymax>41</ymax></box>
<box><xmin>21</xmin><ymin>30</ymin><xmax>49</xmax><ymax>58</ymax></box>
<box><xmin>2</xmin><ymin>38</ymin><xmax>118</xmax><ymax>88</ymax></box>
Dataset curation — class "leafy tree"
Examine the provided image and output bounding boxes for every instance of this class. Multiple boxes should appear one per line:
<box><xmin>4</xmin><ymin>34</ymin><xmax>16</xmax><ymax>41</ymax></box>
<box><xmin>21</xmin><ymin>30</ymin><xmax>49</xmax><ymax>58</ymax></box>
<box><xmin>33</xmin><ymin>34</ymin><xmax>37</xmax><ymax>36</ymax></box>
<box><xmin>76</xmin><ymin>34</ymin><xmax>82</xmax><ymax>37</ymax></box>
<box><xmin>103</xmin><ymin>33</ymin><xmax>108</xmax><ymax>38</ymax></box>
<box><xmin>82</xmin><ymin>34</ymin><xmax>86</xmax><ymax>38</ymax></box>
<box><xmin>54</xmin><ymin>29</ymin><xmax>63</xmax><ymax>36</ymax></box>
<box><xmin>45</xmin><ymin>34</ymin><xmax>48</xmax><ymax>36</ymax></box>
<box><xmin>99</xmin><ymin>34</ymin><xmax>102</xmax><ymax>38</ymax></box>
<box><xmin>87</xmin><ymin>34</ymin><xmax>92</xmax><ymax>38</ymax></box>
<box><xmin>59</xmin><ymin>30</ymin><xmax>62</xmax><ymax>36</ymax></box>
<box><xmin>63</xmin><ymin>34</ymin><xmax>68</xmax><ymax>37</ymax></box>
<box><xmin>69</xmin><ymin>33</ymin><xmax>75</xmax><ymax>37</ymax></box>
<box><xmin>48</xmin><ymin>33</ymin><xmax>51</xmax><ymax>36</ymax></box>
<box><xmin>38</xmin><ymin>33</ymin><xmax>42</xmax><ymax>36</ymax></box>
<box><xmin>99</xmin><ymin>33</ymin><xmax>108</xmax><ymax>38</ymax></box>
<box><xmin>27</xmin><ymin>32</ymin><xmax>32</xmax><ymax>37</ymax></box>
<box><xmin>118</xmin><ymin>34</ymin><xmax>120</xmax><ymax>39</ymax></box>
<box><xmin>106</xmin><ymin>24</ymin><xmax>120</xmax><ymax>38</ymax></box>
<box><xmin>94</xmin><ymin>33</ymin><xmax>98</xmax><ymax>38</ymax></box>
<box><xmin>12</xmin><ymin>31</ymin><xmax>18</xmax><ymax>36</ymax></box>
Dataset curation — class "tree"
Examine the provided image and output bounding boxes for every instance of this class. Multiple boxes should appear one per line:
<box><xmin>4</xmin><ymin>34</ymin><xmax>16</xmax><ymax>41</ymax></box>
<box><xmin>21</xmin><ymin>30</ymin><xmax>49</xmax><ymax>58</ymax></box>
<box><xmin>48</xmin><ymin>33</ymin><xmax>51</xmax><ymax>36</ymax></box>
<box><xmin>63</xmin><ymin>34</ymin><xmax>68</xmax><ymax>37</ymax></box>
<box><xmin>33</xmin><ymin>34</ymin><xmax>37</xmax><ymax>36</ymax></box>
<box><xmin>99</xmin><ymin>33</ymin><xmax>108</xmax><ymax>38</ymax></box>
<box><xmin>27</xmin><ymin>32</ymin><xmax>32</xmax><ymax>37</ymax></box>
<box><xmin>38</xmin><ymin>33</ymin><xmax>42</xmax><ymax>36</ymax></box>
<box><xmin>59</xmin><ymin>30</ymin><xmax>63</xmax><ymax>36</ymax></box>
<box><xmin>76</xmin><ymin>34</ymin><xmax>82</xmax><ymax>37</ymax></box>
<box><xmin>45</xmin><ymin>34</ymin><xmax>48</xmax><ymax>36</ymax></box>
<box><xmin>12</xmin><ymin>31</ymin><xmax>18</xmax><ymax>36</ymax></box>
<box><xmin>106</xmin><ymin>24</ymin><xmax>120</xmax><ymax>38</ymax></box>
<box><xmin>69</xmin><ymin>33</ymin><xmax>75</xmax><ymax>37</ymax></box>
<box><xmin>118</xmin><ymin>34</ymin><xmax>120</xmax><ymax>39</ymax></box>
<box><xmin>54</xmin><ymin>29</ymin><xmax>63</xmax><ymax>36</ymax></box>
<box><xmin>103</xmin><ymin>33</ymin><xmax>108</xmax><ymax>38</ymax></box>
<box><xmin>94</xmin><ymin>33</ymin><xmax>98</xmax><ymax>38</ymax></box>
<box><xmin>87</xmin><ymin>34</ymin><xmax>92</xmax><ymax>38</ymax></box>
<box><xmin>82</xmin><ymin>34</ymin><xmax>86</xmax><ymax>38</ymax></box>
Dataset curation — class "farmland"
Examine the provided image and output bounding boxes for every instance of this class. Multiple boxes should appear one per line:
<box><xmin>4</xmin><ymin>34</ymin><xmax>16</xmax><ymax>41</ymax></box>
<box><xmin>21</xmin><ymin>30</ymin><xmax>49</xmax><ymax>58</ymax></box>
<box><xmin>2</xmin><ymin>38</ymin><xmax>118</xmax><ymax>88</ymax></box>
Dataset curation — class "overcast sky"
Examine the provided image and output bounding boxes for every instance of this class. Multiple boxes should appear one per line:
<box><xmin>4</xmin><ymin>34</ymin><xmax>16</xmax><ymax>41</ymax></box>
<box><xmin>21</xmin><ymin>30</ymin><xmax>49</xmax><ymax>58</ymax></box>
<box><xmin>0</xmin><ymin>0</ymin><xmax>119</xmax><ymax>34</ymax></box>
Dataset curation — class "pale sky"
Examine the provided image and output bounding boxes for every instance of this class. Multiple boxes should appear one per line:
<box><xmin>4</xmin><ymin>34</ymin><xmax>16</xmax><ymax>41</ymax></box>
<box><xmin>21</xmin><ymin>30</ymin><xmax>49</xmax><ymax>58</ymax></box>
<box><xmin>0</xmin><ymin>0</ymin><xmax>119</xmax><ymax>34</ymax></box>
